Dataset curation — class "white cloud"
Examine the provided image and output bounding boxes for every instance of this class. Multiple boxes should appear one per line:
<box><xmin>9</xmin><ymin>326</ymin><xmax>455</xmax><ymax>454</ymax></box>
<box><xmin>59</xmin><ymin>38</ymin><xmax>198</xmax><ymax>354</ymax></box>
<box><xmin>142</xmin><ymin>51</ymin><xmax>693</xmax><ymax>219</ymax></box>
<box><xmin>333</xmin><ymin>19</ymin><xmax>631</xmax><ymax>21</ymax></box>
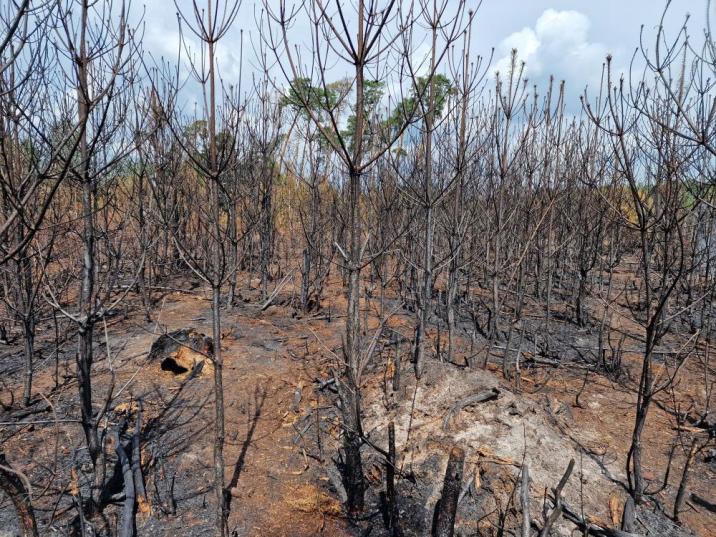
<box><xmin>535</xmin><ymin>9</ymin><xmax>589</xmax><ymax>49</ymax></box>
<box><xmin>494</xmin><ymin>9</ymin><xmax>610</xmax><ymax>99</ymax></box>
<box><xmin>494</xmin><ymin>27</ymin><xmax>541</xmax><ymax>77</ymax></box>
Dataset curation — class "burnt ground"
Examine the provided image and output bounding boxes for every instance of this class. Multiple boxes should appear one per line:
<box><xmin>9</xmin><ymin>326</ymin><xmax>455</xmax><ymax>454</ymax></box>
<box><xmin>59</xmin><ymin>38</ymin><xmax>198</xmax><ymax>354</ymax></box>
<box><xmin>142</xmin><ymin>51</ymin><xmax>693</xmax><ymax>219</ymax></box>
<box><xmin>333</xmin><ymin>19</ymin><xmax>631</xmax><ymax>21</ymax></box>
<box><xmin>0</xmin><ymin>272</ymin><xmax>714</xmax><ymax>536</ymax></box>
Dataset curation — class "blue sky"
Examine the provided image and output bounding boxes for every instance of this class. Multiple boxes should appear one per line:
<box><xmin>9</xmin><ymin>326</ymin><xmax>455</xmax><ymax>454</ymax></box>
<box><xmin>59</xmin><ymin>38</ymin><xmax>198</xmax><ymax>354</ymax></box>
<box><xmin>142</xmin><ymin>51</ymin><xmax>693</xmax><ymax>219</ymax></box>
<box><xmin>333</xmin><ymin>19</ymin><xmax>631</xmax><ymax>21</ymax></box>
<box><xmin>139</xmin><ymin>0</ymin><xmax>711</xmax><ymax>111</ymax></box>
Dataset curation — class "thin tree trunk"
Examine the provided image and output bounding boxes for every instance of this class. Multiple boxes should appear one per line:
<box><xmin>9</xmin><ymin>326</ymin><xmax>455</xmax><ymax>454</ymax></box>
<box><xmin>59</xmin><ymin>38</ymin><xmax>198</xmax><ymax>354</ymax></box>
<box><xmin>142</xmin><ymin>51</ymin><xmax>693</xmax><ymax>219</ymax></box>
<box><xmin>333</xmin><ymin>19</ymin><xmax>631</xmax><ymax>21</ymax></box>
<box><xmin>207</xmin><ymin>2</ymin><xmax>227</xmax><ymax>530</ymax></box>
<box><xmin>0</xmin><ymin>452</ymin><xmax>38</xmax><ymax>537</ymax></box>
<box><xmin>414</xmin><ymin>23</ymin><xmax>439</xmax><ymax>380</ymax></box>
<box><xmin>76</xmin><ymin>0</ymin><xmax>102</xmax><ymax>504</ymax></box>
<box><xmin>521</xmin><ymin>463</ymin><xmax>530</xmax><ymax>537</ymax></box>
<box><xmin>212</xmin><ymin>285</ymin><xmax>226</xmax><ymax>535</ymax></box>
<box><xmin>674</xmin><ymin>440</ymin><xmax>698</xmax><ymax>521</ymax></box>
<box><xmin>21</xmin><ymin>316</ymin><xmax>34</xmax><ymax>407</ymax></box>
<box><xmin>339</xmin><ymin>1</ymin><xmax>369</xmax><ymax>511</ymax></box>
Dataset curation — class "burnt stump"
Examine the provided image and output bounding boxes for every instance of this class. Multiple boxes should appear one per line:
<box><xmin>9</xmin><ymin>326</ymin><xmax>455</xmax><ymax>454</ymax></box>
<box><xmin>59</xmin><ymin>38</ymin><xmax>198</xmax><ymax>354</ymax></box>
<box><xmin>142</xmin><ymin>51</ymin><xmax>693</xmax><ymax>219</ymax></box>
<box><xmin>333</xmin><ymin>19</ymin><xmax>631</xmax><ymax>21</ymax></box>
<box><xmin>148</xmin><ymin>329</ymin><xmax>214</xmax><ymax>375</ymax></box>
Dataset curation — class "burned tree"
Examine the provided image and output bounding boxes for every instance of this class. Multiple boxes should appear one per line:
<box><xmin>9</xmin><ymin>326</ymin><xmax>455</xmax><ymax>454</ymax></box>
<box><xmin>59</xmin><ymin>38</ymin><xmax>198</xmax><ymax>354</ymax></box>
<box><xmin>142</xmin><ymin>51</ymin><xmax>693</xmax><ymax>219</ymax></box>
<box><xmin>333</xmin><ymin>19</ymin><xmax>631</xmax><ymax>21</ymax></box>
<box><xmin>264</xmin><ymin>0</ymin><xmax>468</xmax><ymax>511</ymax></box>
<box><xmin>155</xmin><ymin>0</ymin><xmax>242</xmax><ymax>533</ymax></box>
<box><xmin>40</xmin><ymin>0</ymin><xmax>141</xmax><ymax>511</ymax></box>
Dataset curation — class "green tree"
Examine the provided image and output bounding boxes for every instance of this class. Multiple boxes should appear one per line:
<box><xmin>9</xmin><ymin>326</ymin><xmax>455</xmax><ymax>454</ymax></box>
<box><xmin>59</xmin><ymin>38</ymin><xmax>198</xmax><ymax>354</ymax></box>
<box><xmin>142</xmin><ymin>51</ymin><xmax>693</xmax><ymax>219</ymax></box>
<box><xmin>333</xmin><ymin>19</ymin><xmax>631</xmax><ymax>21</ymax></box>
<box><xmin>386</xmin><ymin>74</ymin><xmax>454</xmax><ymax>133</ymax></box>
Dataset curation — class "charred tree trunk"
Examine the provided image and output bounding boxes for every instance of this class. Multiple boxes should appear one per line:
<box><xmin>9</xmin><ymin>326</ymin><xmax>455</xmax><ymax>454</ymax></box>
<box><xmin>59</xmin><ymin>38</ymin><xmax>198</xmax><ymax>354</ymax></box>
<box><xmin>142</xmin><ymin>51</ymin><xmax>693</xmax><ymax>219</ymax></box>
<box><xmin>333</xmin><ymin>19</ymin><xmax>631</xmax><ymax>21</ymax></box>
<box><xmin>75</xmin><ymin>1</ymin><xmax>102</xmax><ymax>504</ymax></box>
<box><xmin>206</xmin><ymin>4</ymin><xmax>227</xmax><ymax>531</ymax></box>
<box><xmin>432</xmin><ymin>446</ymin><xmax>465</xmax><ymax>537</ymax></box>
<box><xmin>674</xmin><ymin>439</ymin><xmax>698</xmax><ymax>521</ymax></box>
<box><xmin>414</xmin><ymin>22</ymin><xmax>439</xmax><ymax>380</ymax></box>
<box><xmin>21</xmin><ymin>312</ymin><xmax>34</xmax><ymax>407</ymax></box>
<box><xmin>0</xmin><ymin>452</ymin><xmax>38</xmax><ymax>537</ymax></box>
<box><xmin>114</xmin><ymin>431</ymin><xmax>136</xmax><ymax>537</ymax></box>
<box><xmin>342</xmin><ymin>165</ymin><xmax>365</xmax><ymax>513</ymax></box>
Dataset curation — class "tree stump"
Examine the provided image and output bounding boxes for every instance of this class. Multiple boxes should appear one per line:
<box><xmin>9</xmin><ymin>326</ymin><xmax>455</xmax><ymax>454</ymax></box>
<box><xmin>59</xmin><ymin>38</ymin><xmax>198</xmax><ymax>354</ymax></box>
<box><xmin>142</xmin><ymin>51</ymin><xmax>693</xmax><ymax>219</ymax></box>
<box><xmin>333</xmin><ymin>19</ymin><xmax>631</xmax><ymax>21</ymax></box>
<box><xmin>148</xmin><ymin>329</ymin><xmax>214</xmax><ymax>375</ymax></box>
<box><xmin>432</xmin><ymin>446</ymin><xmax>465</xmax><ymax>537</ymax></box>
